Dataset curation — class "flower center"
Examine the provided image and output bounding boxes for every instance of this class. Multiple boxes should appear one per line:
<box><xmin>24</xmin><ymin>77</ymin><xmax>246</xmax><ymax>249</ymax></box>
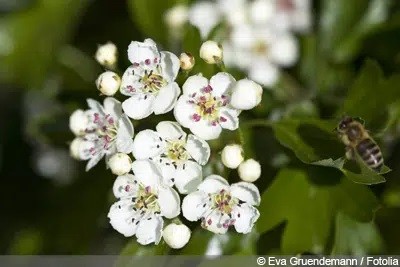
<box><xmin>166</xmin><ymin>139</ymin><xmax>188</xmax><ymax>162</ymax></box>
<box><xmin>253</xmin><ymin>41</ymin><xmax>268</xmax><ymax>55</ymax></box>
<box><xmin>141</xmin><ymin>68</ymin><xmax>167</xmax><ymax>94</ymax></box>
<box><xmin>189</xmin><ymin>85</ymin><xmax>229</xmax><ymax>126</ymax></box>
<box><xmin>133</xmin><ymin>185</ymin><xmax>160</xmax><ymax>213</ymax></box>
<box><xmin>211</xmin><ymin>189</ymin><xmax>238</xmax><ymax>214</ymax></box>
<box><xmin>86</xmin><ymin>113</ymin><xmax>118</xmax><ymax>155</ymax></box>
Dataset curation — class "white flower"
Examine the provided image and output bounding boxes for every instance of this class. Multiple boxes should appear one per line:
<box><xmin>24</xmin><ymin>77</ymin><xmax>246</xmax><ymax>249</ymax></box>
<box><xmin>217</xmin><ymin>0</ymin><xmax>248</xmax><ymax>26</ymax></box>
<box><xmin>108</xmin><ymin>153</ymin><xmax>132</xmax><ymax>176</ymax></box>
<box><xmin>120</xmin><ymin>39</ymin><xmax>181</xmax><ymax>120</ymax></box>
<box><xmin>238</xmin><ymin>159</ymin><xmax>261</xmax><ymax>182</ymax></box>
<box><xmin>165</xmin><ymin>5</ymin><xmax>189</xmax><ymax>31</ymax></box>
<box><xmin>230</xmin><ymin>79</ymin><xmax>263</xmax><ymax>110</ymax></box>
<box><xmin>221</xmin><ymin>144</ymin><xmax>244</xmax><ymax>169</ymax></box>
<box><xmin>200</xmin><ymin>41</ymin><xmax>223</xmax><ymax>64</ymax></box>
<box><xmin>182</xmin><ymin>175</ymin><xmax>260</xmax><ymax>234</ymax></box>
<box><xmin>180</xmin><ymin>52</ymin><xmax>195</xmax><ymax>71</ymax></box>
<box><xmin>96</xmin><ymin>71</ymin><xmax>121</xmax><ymax>96</ymax></box>
<box><xmin>188</xmin><ymin>1</ymin><xmax>221</xmax><ymax>39</ymax></box>
<box><xmin>132</xmin><ymin>121</ymin><xmax>210</xmax><ymax>194</ymax></box>
<box><xmin>174</xmin><ymin>73</ymin><xmax>240</xmax><ymax>140</ymax></box>
<box><xmin>107</xmin><ymin>160</ymin><xmax>180</xmax><ymax>245</ymax></box>
<box><xmin>70</xmin><ymin>137</ymin><xmax>84</xmax><ymax>160</ymax></box>
<box><xmin>273</xmin><ymin>0</ymin><xmax>312</xmax><ymax>33</ymax></box>
<box><xmin>69</xmin><ymin>109</ymin><xmax>89</xmax><ymax>136</ymax></box>
<box><xmin>73</xmin><ymin>97</ymin><xmax>135</xmax><ymax>171</ymax></box>
<box><xmin>163</xmin><ymin>223</ymin><xmax>191</xmax><ymax>249</ymax></box>
<box><xmin>95</xmin><ymin>42</ymin><xmax>118</xmax><ymax>68</ymax></box>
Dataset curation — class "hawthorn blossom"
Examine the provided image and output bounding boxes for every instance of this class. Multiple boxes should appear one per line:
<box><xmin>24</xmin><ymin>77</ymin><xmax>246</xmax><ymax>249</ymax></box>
<box><xmin>120</xmin><ymin>39</ymin><xmax>180</xmax><ymax>120</ymax></box>
<box><xmin>174</xmin><ymin>73</ymin><xmax>239</xmax><ymax>140</ymax></box>
<box><xmin>132</xmin><ymin>121</ymin><xmax>210</xmax><ymax>194</ymax></box>
<box><xmin>70</xmin><ymin>97</ymin><xmax>134</xmax><ymax>171</ymax></box>
<box><xmin>182</xmin><ymin>175</ymin><xmax>260</xmax><ymax>234</ymax></box>
<box><xmin>188</xmin><ymin>1</ymin><xmax>221</xmax><ymax>39</ymax></box>
<box><xmin>108</xmin><ymin>160</ymin><xmax>180</xmax><ymax>245</ymax></box>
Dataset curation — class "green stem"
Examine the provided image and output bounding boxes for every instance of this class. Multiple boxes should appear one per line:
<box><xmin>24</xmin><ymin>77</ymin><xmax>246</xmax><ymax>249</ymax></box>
<box><xmin>241</xmin><ymin>119</ymin><xmax>274</xmax><ymax>128</ymax></box>
<box><xmin>217</xmin><ymin>60</ymin><xmax>227</xmax><ymax>72</ymax></box>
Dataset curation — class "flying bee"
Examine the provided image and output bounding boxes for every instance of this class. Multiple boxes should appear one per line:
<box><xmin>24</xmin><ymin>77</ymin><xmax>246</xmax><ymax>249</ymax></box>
<box><xmin>336</xmin><ymin>116</ymin><xmax>383</xmax><ymax>172</ymax></box>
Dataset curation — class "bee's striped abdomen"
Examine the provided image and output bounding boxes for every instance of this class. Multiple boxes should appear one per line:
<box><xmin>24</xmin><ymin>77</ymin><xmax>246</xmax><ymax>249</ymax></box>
<box><xmin>356</xmin><ymin>138</ymin><xmax>383</xmax><ymax>171</ymax></box>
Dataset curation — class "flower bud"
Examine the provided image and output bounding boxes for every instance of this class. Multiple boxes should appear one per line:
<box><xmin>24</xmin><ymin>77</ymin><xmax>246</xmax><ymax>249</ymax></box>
<box><xmin>96</xmin><ymin>71</ymin><xmax>121</xmax><ymax>96</ymax></box>
<box><xmin>70</xmin><ymin>138</ymin><xmax>83</xmax><ymax>160</ymax></box>
<box><xmin>108</xmin><ymin>153</ymin><xmax>132</xmax><ymax>176</ymax></box>
<box><xmin>69</xmin><ymin>109</ymin><xmax>89</xmax><ymax>136</ymax></box>
<box><xmin>95</xmin><ymin>42</ymin><xmax>117</xmax><ymax>68</ymax></box>
<box><xmin>163</xmin><ymin>223</ymin><xmax>191</xmax><ymax>249</ymax></box>
<box><xmin>230</xmin><ymin>79</ymin><xmax>263</xmax><ymax>110</ymax></box>
<box><xmin>221</xmin><ymin>144</ymin><xmax>244</xmax><ymax>169</ymax></box>
<box><xmin>164</xmin><ymin>5</ymin><xmax>188</xmax><ymax>31</ymax></box>
<box><xmin>179</xmin><ymin>52</ymin><xmax>195</xmax><ymax>71</ymax></box>
<box><xmin>199</xmin><ymin>40</ymin><xmax>223</xmax><ymax>64</ymax></box>
<box><xmin>238</xmin><ymin>159</ymin><xmax>261</xmax><ymax>182</ymax></box>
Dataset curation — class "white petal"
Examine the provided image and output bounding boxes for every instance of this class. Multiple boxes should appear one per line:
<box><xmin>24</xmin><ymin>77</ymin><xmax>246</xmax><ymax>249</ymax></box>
<box><xmin>87</xmin><ymin>98</ymin><xmax>104</xmax><ymax>115</ymax></box>
<box><xmin>190</xmin><ymin>119</ymin><xmax>222</xmax><ymax>140</ymax></box>
<box><xmin>174</xmin><ymin>161</ymin><xmax>203</xmax><ymax>194</ymax></box>
<box><xmin>136</xmin><ymin>216</ymin><xmax>163</xmax><ymax>245</ymax></box>
<box><xmin>152</xmin><ymin>82</ymin><xmax>180</xmax><ymax>115</ymax></box>
<box><xmin>85</xmin><ymin>153</ymin><xmax>103</xmax><ymax>171</ymax></box>
<box><xmin>248</xmin><ymin>61</ymin><xmax>280</xmax><ymax>87</ymax></box>
<box><xmin>113</xmin><ymin>174</ymin><xmax>136</xmax><ymax>198</ymax></box>
<box><xmin>108</xmin><ymin>200</ymin><xmax>138</xmax><ymax>237</ymax></box>
<box><xmin>270</xmin><ymin>34</ymin><xmax>298</xmax><ymax>67</ymax></box>
<box><xmin>116</xmin><ymin>115</ymin><xmax>134</xmax><ymax>154</ymax></box>
<box><xmin>120</xmin><ymin>66</ymin><xmax>143</xmax><ymax>96</ymax></box>
<box><xmin>122</xmin><ymin>94</ymin><xmax>155</xmax><ymax>120</ymax></box>
<box><xmin>230</xmin><ymin>182</ymin><xmax>261</xmax><ymax>206</ymax></box>
<box><xmin>156</xmin><ymin>158</ymin><xmax>176</xmax><ymax>186</ymax></box>
<box><xmin>232</xmin><ymin>204</ymin><xmax>260</xmax><ymax>234</ymax></box>
<box><xmin>132</xmin><ymin>130</ymin><xmax>164</xmax><ymax>159</ymax></box>
<box><xmin>188</xmin><ymin>2</ymin><xmax>221</xmax><ymax>39</ymax></box>
<box><xmin>156</xmin><ymin>121</ymin><xmax>187</xmax><ymax>140</ymax></box>
<box><xmin>160</xmin><ymin>51</ymin><xmax>180</xmax><ymax>81</ymax></box>
<box><xmin>219</xmin><ymin>107</ymin><xmax>239</xmax><ymax>130</ymax></box>
<box><xmin>174</xmin><ymin>96</ymin><xmax>197</xmax><ymax>128</ymax></box>
<box><xmin>182</xmin><ymin>191</ymin><xmax>209</xmax><ymax>221</ymax></box>
<box><xmin>131</xmin><ymin>160</ymin><xmax>162</xmax><ymax>187</ymax></box>
<box><xmin>186</xmin><ymin>134</ymin><xmax>210</xmax><ymax>165</ymax></box>
<box><xmin>128</xmin><ymin>39</ymin><xmax>159</xmax><ymax>64</ymax></box>
<box><xmin>158</xmin><ymin>185</ymin><xmax>181</xmax><ymax>218</ymax></box>
<box><xmin>182</xmin><ymin>74</ymin><xmax>209</xmax><ymax>96</ymax></box>
<box><xmin>198</xmin><ymin>175</ymin><xmax>229</xmax><ymax>194</ymax></box>
<box><xmin>209</xmin><ymin>72</ymin><xmax>235</xmax><ymax>97</ymax></box>
<box><xmin>204</xmin><ymin>213</ymin><xmax>230</xmax><ymax>234</ymax></box>
<box><xmin>103</xmin><ymin>97</ymin><xmax>122</xmax><ymax>119</ymax></box>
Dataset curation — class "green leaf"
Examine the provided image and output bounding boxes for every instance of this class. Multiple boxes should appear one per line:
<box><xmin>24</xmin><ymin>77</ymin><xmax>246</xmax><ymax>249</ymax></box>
<box><xmin>331</xmin><ymin>212</ymin><xmax>384</xmax><ymax>255</ymax></box>
<box><xmin>257</xmin><ymin>169</ymin><xmax>379</xmax><ymax>254</ymax></box>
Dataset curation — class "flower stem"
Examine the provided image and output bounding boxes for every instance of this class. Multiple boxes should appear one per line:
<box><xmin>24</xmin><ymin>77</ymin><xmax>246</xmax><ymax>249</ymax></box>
<box><xmin>217</xmin><ymin>60</ymin><xmax>227</xmax><ymax>72</ymax></box>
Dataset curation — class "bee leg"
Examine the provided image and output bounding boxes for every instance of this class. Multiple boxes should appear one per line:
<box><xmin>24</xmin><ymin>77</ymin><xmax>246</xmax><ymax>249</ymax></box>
<box><xmin>345</xmin><ymin>147</ymin><xmax>354</xmax><ymax>160</ymax></box>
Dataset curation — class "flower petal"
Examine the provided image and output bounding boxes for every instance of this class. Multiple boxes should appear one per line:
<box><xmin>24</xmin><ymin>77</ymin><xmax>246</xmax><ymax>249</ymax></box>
<box><xmin>174</xmin><ymin>161</ymin><xmax>203</xmax><ymax>194</ymax></box>
<box><xmin>116</xmin><ymin>115</ymin><xmax>135</xmax><ymax>153</ymax></box>
<box><xmin>128</xmin><ymin>39</ymin><xmax>159</xmax><ymax>64</ymax></box>
<box><xmin>158</xmin><ymin>185</ymin><xmax>181</xmax><ymax>218</ymax></box>
<box><xmin>85</xmin><ymin>153</ymin><xmax>103</xmax><ymax>171</ymax></box>
<box><xmin>248</xmin><ymin>61</ymin><xmax>280</xmax><ymax>87</ymax></box>
<box><xmin>122</xmin><ymin>94</ymin><xmax>155</xmax><ymax>120</ymax></box>
<box><xmin>191</xmin><ymin>119</ymin><xmax>222</xmax><ymax>140</ymax></box>
<box><xmin>120</xmin><ymin>66</ymin><xmax>144</xmax><ymax>96</ymax></box>
<box><xmin>156</xmin><ymin>158</ymin><xmax>176</xmax><ymax>186</ymax></box>
<box><xmin>189</xmin><ymin>1</ymin><xmax>221</xmax><ymax>39</ymax></box>
<box><xmin>113</xmin><ymin>174</ymin><xmax>136</xmax><ymax>198</ymax></box>
<box><xmin>182</xmin><ymin>191</ymin><xmax>209</xmax><ymax>221</ymax></box>
<box><xmin>103</xmin><ymin>97</ymin><xmax>122</xmax><ymax>119</ymax></box>
<box><xmin>174</xmin><ymin>96</ymin><xmax>196</xmax><ymax>128</ymax></box>
<box><xmin>204</xmin><ymin>213</ymin><xmax>230</xmax><ymax>234</ymax></box>
<box><xmin>230</xmin><ymin>182</ymin><xmax>261</xmax><ymax>206</ymax></box>
<box><xmin>198</xmin><ymin>175</ymin><xmax>229</xmax><ymax>194</ymax></box>
<box><xmin>87</xmin><ymin>98</ymin><xmax>105</xmax><ymax>115</ymax></box>
<box><xmin>152</xmin><ymin>82</ymin><xmax>180</xmax><ymax>115</ymax></box>
<box><xmin>136</xmin><ymin>215</ymin><xmax>163</xmax><ymax>245</ymax></box>
<box><xmin>131</xmin><ymin>160</ymin><xmax>162</xmax><ymax>187</ymax></box>
<box><xmin>156</xmin><ymin>121</ymin><xmax>187</xmax><ymax>140</ymax></box>
<box><xmin>209</xmin><ymin>72</ymin><xmax>235</xmax><ymax>97</ymax></box>
<box><xmin>232</xmin><ymin>204</ymin><xmax>260</xmax><ymax>234</ymax></box>
<box><xmin>160</xmin><ymin>51</ymin><xmax>180</xmax><ymax>81</ymax></box>
<box><xmin>270</xmin><ymin>34</ymin><xmax>298</xmax><ymax>67</ymax></box>
<box><xmin>186</xmin><ymin>134</ymin><xmax>210</xmax><ymax>165</ymax></box>
<box><xmin>132</xmin><ymin>130</ymin><xmax>164</xmax><ymax>159</ymax></box>
<box><xmin>108</xmin><ymin>199</ymin><xmax>138</xmax><ymax>237</ymax></box>
<box><xmin>182</xmin><ymin>74</ymin><xmax>209</xmax><ymax>96</ymax></box>
<box><xmin>218</xmin><ymin>107</ymin><xmax>239</xmax><ymax>130</ymax></box>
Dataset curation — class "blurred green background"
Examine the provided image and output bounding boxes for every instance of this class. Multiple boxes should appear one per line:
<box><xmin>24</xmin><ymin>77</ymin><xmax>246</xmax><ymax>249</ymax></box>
<box><xmin>1</xmin><ymin>0</ymin><xmax>400</xmax><ymax>255</ymax></box>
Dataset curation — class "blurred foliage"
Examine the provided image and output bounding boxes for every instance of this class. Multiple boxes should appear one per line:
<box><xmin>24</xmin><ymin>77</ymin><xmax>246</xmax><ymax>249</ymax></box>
<box><xmin>1</xmin><ymin>0</ymin><xmax>400</xmax><ymax>257</ymax></box>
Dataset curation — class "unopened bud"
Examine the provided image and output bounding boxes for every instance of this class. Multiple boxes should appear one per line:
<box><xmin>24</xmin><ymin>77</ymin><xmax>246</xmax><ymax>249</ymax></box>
<box><xmin>221</xmin><ymin>144</ymin><xmax>244</xmax><ymax>169</ymax></box>
<box><xmin>231</xmin><ymin>79</ymin><xmax>263</xmax><ymax>110</ymax></box>
<box><xmin>163</xmin><ymin>223</ymin><xmax>191</xmax><ymax>249</ymax></box>
<box><xmin>238</xmin><ymin>159</ymin><xmax>261</xmax><ymax>182</ymax></box>
<box><xmin>96</xmin><ymin>71</ymin><xmax>121</xmax><ymax>96</ymax></box>
<box><xmin>95</xmin><ymin>42</ymin><xmax>117</xmax><ymax>68</ymax></box>
<box><xmin>108</xmin><ymin>153</ymin><xmax>132</xmax><ymax>176</ymax></box>
<box><xmin>200</xmin><ymin>40</ymin><xmax>223</xmax><ymax>64</ymax></box>
<box><xmin>180</xmin><ymin>52</ymin><xmax>195</xmax><ymax>71</ymax></box>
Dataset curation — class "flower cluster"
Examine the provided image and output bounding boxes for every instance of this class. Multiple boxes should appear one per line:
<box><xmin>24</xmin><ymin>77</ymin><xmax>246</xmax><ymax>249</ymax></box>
<box><xmin>69</xmin><ymin>38</ymin><xmax>263</xmax><ymax>249</ymax></box>
<box><xmin>166</xmin><ymin>0</ymin><xmax>311</xmax><ymax>87</ymax></box>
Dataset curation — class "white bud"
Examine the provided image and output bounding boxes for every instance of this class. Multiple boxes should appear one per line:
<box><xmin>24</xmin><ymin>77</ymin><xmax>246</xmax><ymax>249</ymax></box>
<box><xmin>96</xmin><ymin>71</ymin><xmax>121</xmax><ymax>96</ymax></box>
<box><xmin>108</xmin><ymin>153</ymin><xmax>132</xmax><ymax>176</ymax></box>
<box><xmin>69</xmin><ymin>109</ymin><xmax>89</xmax><ymax>136</ymax></box>
<box><xmin>231</xmin><ymin>79</ymin><xmax>263</xmax><ymax>110</ymax></box>
<box><xmin>179</xmin><ymin>52</ymin><xmax>195</xmax><ymax>71</ymax></box>
<box><xmin>199</xmin><ymin>40</ymin><xmax>223</xmax><ymax>64</ymax></box>
<box><xmin>165</xmin><ymin>5</ymin><xmax>188</xmax><ymax>30</ymax></box>
<box><xmin>163</xmin><ymin>223</ymin><xmax>191</xmax><ymax>249</ymax></box>
<box><xmin>95</xmin><ymin>42</ymin><xmax>117</xmax><ymax>68</ymax></box>
<box><xmin>70</xmin><ymin>138</ymin><xmax>83</xmax><ymax>160</ymax></box>
<box><xmin>221</xmin><ymin>144</ymin><xmax>244</xmax><ymax>169</ymax></box>
<box><xmin>238</xmin><ymin>159</ymin><xmax>261</xmax><ymax>182</ymax></box>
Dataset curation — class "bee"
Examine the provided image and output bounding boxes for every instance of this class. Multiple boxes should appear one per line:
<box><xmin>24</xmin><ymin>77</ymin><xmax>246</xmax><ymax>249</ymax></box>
<box><xmin>336</xmin><ymin>116</ymin><xmax>383</xmax><ymax>172</ymax></box>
